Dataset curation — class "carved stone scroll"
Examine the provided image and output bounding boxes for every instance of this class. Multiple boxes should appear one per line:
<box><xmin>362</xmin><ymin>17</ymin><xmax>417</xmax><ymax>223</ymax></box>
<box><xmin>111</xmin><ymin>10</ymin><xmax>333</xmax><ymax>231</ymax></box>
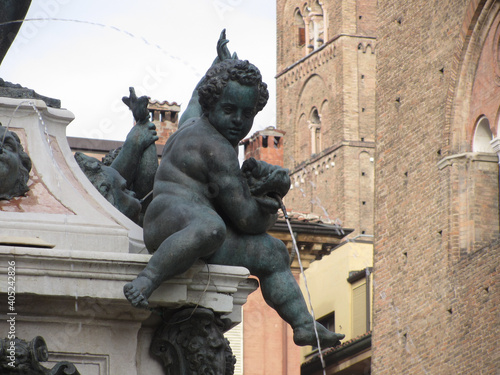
<box><xmin>0</xmin><ymin>336</ymin><xmax>81</xmax><ymax>375</ymax></box>
<box><xmin>150</xmin><ymin>307</ymin><xmax>236</xmax><ymax>375</ymax></box>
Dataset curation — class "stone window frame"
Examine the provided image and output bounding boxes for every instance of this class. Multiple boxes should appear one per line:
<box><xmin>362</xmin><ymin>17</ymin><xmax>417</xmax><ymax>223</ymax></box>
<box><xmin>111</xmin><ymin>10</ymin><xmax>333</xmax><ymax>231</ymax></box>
<box><xmin>308</xmin><ymin>106</ymin><xmax>322</xmax><ymax>156</ymax></box>
<box><xmin>293</xmin><ymin>1</ymin><xmax>327</xmax><ymax>56</ymax></box>
<box><xmin>294</xmin><ymin>7</ymin><xmax>306</xmax><ymax>47</ymax></box>
<box><xmin>472</xmin><ymin>116</ymin><xmax>495</xmax><ymax>153</ymax></box>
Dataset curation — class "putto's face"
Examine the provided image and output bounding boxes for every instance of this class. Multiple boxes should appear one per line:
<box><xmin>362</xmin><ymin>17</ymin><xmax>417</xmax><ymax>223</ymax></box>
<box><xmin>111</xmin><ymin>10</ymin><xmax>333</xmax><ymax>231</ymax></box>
<box><xmin>99</xmin><ymin>165</ymin><xmax>142</xmax><ymax>222</ymax></box>
<box><xmin>208</xmin><ymin>80</ymin><xmax>258</xmax><ymax>147</ymax></box>
<box><xmin>0</xmin><ymin>128</ymin><xmax>22</xmax><ymax>196</ymax></box>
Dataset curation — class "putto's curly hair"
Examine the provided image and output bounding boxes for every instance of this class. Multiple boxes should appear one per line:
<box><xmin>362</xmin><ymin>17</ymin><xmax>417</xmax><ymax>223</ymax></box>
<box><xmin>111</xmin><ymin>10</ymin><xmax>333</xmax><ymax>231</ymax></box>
<box><xmin>198</xmin><ymin>59</ymin><xmax>269</xmax><ymax>114</ymax></box>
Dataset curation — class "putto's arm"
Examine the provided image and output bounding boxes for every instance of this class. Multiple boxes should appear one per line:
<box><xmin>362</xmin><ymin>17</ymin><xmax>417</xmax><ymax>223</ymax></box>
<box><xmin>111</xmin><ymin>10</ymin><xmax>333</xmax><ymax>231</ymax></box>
<box><xmin>206</xmin><ymin>151</ymin><xmax>283</xmax><ymax>234</ymax></box>
<box><xmin>111</xmin><ymin>88</ymin><xmax>158</xmax><ymax>196</ymax></box>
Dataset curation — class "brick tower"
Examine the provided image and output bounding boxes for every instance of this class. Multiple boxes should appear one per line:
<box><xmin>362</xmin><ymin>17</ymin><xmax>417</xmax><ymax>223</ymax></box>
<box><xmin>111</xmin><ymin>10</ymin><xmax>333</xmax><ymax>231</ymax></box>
<box><xmin>276</xmin><ymin>0</ymin><xmax>377</xmax><ymax>236</ymax></box>
<box><xmin>372</xmin><ymin>0</ymin><xmax>500</xmax><ymax>373</ymax></box>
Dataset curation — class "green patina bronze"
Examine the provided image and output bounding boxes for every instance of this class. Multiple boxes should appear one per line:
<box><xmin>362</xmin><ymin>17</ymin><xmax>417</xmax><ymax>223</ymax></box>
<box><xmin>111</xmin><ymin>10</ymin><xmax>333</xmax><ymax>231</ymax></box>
<box><xmin>0</xmin><ymin>124</ymin><xmax>32</xmax><ymax>200</ymax></box>
<box><xmin>0</xmin><ymin>0</ymin><xmax>32</xmax><ymax>66</ymax></box>
<box><xmin>125</xmin><ymin>31</ymin><xmax>344</xmax><ymax>349</ymax></box>
<box><xmin>0</xmin><ymin>1</ymin><xmax>61</xmax><ymax>108</ymax></box>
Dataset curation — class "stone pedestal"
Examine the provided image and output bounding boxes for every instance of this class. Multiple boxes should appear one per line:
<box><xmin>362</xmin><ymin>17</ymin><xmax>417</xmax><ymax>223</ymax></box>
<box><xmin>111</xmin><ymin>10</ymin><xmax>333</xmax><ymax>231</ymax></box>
<box><xmin>0</xmin><ymin>97</ymin><xmax>143</xmax><ymax>253</ymax></box>
<box><xmin>0</xmin><ymin>97</ymin><xmax>257</xmax><ymax>375</ymax></box>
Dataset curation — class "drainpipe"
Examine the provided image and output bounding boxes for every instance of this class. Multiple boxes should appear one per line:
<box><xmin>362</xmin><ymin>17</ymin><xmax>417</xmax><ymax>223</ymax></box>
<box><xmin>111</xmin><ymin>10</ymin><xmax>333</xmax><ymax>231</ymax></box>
<box><xmin>365</xmin><ymin>267</ymin><xmax>373</xmax><ymax>332</ymax></box>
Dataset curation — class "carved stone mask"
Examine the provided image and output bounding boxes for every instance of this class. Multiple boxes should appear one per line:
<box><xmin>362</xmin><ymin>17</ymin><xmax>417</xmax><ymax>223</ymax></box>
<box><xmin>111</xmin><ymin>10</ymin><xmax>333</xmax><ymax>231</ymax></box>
<box><xmin>0</xmin><ymin>125</ymin><xmax>32</xmax><ymax>200</ymax></box>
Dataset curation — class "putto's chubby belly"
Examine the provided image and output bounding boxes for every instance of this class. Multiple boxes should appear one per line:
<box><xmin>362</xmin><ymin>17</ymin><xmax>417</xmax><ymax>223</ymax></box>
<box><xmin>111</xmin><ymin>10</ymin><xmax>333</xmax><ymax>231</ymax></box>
<box><xmin>143</xmin><ymin>179</ymin><xmax>220</xmax><ymax>247</ymax></box>
<box><xmin>151</xmin><ymin>179</ymin><xmax>215</xmax><ymax>208</ymax></box>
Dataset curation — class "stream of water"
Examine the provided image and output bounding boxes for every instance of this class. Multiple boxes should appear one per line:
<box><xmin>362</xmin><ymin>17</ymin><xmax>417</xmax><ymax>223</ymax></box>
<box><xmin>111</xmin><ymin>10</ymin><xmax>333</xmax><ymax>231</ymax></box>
<box><xmin>276</xmin><ymin>196</ymin><xmax>327</xmax><ymax>374</ymax></box>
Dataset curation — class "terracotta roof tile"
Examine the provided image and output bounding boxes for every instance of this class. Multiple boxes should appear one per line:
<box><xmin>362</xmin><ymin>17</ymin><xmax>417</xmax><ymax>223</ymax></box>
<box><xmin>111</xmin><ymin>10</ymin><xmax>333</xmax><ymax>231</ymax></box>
<box><xmin>148</xmin><ymin>98</ymin><xmax>180</xmax><ymax>107</ymax></box>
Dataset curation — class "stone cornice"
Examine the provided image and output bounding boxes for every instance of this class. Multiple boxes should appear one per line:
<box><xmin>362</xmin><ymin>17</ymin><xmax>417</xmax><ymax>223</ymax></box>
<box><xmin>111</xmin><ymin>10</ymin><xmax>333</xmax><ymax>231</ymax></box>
<box><xmin>290</xmin><ymin>140</ymin><xmax>375</xmax><ymax>174</ymax></box>
<box><xmin>490</xmin><ymin>137</ymin><xmax>500</xmax><ymax>155</ymax></box>
<box><xmin>437</xmin><ymin>152</ymin><xmax>499</xmax><ymax>170</ymax></box>
<box><xmin>276</xmin><ymin>34</ymin><xmax>376</xmax><ymax>88</ymax></box>
<box><xmin>0</xmin><ymin>246</ymin><xmax>256</xmax><ymax>323</ymax></box>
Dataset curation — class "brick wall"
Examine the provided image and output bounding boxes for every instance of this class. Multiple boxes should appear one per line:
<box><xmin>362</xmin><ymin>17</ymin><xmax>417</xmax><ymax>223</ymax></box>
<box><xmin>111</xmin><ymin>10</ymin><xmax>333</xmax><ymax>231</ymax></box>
<box><xmin>243</xmin><ymin>275</ymin><xmax>301</xmax><ymax>375</ymax></box>
<box><xmin>373</xmin><ymin>0</ymin><xmax>500</xmax><ymax>373</ymax></box>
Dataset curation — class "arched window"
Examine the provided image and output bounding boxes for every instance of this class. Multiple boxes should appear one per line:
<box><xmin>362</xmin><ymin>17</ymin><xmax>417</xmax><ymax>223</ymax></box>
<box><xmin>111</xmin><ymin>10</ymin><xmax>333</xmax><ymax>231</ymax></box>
<box><xmin>294</xmin><ymin>8</ymin><xmax>306</xmax><ymax>47</ymax></box>
<box><xmin>304</xmin><ymin>0</ymin><xmax>326</xmax><ymax>52</ymax></box>
<box><xmin>472</xmin><ymin>116</ymin><xmax>494</xmax><ymax>153</ymax></box>
<box><xmin>309</xmin><ymin>107</ymin><xmax>321</xmax><ymax>155</ymax></box>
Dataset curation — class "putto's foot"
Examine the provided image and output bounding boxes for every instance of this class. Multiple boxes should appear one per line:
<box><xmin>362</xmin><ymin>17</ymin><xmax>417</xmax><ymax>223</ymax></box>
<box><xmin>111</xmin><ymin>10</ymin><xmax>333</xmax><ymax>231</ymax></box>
<box><xmin>293</xmin><ymin>321</ymin><xmax>345</xmax><ymax>348</ymax></box>
<box><xmin>123</xmin><ymin>276</ymin><xmax>154</xmax><ymax>308</ymax></box>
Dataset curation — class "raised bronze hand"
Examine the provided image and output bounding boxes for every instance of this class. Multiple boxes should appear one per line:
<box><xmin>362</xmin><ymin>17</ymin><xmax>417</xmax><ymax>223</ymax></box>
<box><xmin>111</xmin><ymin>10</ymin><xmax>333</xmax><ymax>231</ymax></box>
<box><xmin>216</xmin><ymin>29</ymin><xmax>238</xmax><ymax>62</ymax></box>
<box><xmin>122</xmin><ymin>87</ymin><xmax>150</xmax><ymax>124</ymax></box>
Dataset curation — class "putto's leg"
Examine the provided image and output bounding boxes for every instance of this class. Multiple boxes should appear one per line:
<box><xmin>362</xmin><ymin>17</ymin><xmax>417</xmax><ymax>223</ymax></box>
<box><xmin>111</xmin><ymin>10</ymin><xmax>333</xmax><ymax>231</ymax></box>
<box><xmin>124</xmin><ymin>217</ymin><xmax>226</xmax><ymax>308</ymax></box>
<box><xmin>211</xmin><ymin>231</ymin><xmax>344</xmax><ymax>347</ymax></box>
<box><xmin>259</xmin><ymin>269</ymin><xmax>344</xmax><ymax>347</ymax></box>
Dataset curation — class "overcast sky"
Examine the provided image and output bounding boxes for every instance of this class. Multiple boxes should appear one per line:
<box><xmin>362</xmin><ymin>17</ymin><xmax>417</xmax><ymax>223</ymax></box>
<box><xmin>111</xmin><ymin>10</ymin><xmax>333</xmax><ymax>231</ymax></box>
<box><xmin>0</xmin><ymin>0</ymin><xmax>276</xmax><ymax>141</ymax></box>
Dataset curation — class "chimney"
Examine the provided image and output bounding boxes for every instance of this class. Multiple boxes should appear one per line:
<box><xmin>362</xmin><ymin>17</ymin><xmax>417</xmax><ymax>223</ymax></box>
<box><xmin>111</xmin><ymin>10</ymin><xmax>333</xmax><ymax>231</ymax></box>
<box><xmin>147</xmin><ymin>99</ymin><xmax>181</xmax><ymax>145</ymax></box>
<box><xmin>241</xmin><ymin>127</ymin><xmax>285</xmax><ymax>166</ymax></box>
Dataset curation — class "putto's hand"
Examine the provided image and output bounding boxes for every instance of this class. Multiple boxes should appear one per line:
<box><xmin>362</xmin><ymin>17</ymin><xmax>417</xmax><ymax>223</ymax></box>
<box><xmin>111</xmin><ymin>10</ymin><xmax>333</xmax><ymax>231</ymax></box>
<box><xmin>122</xmin><ymin>87</ymin><xmax>150</xmax><ymax>124</ymax></box>
<box><xmin>217</xmin><ymin>29</ymin><xmax>232</xmax><ymax>61</ymax></box>
<box><xmin>144</xmin><ymin>122</ymin><xmax>159</xmax><ymax>144</ymax></box>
